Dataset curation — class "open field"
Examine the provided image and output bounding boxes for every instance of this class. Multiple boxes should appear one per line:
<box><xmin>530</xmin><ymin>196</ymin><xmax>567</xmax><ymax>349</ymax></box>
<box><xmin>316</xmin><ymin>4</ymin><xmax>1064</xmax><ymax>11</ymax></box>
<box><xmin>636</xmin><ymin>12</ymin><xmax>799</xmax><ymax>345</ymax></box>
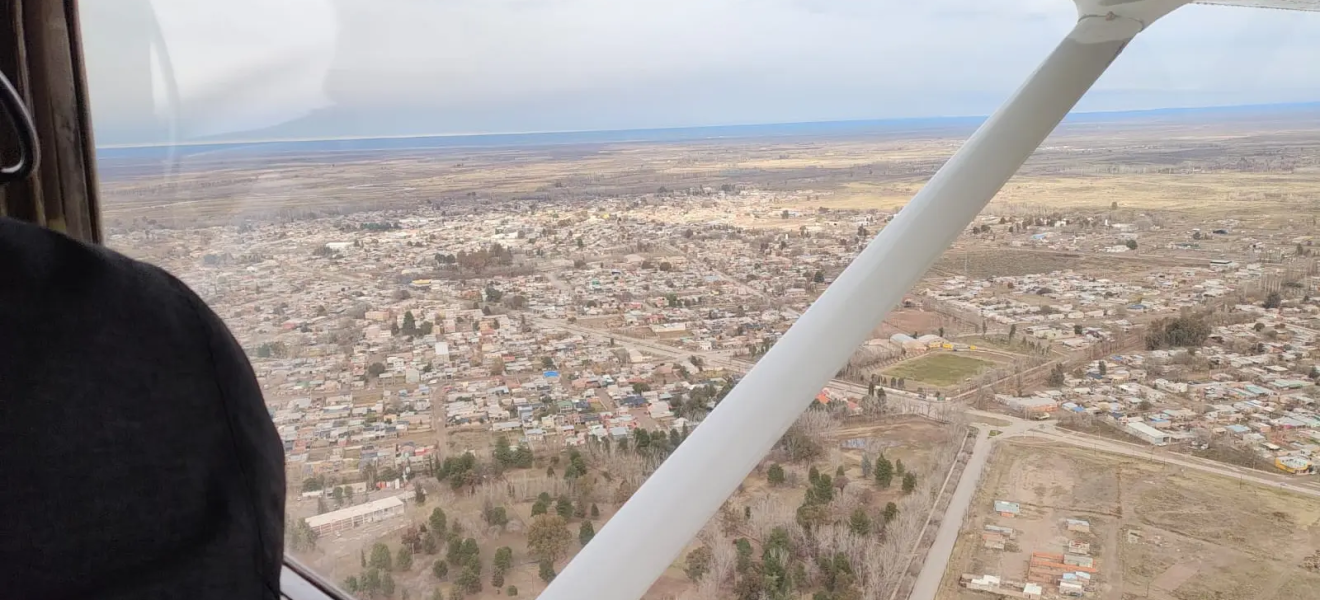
<box><xmin>884</xmin><ymin>353</ymin><xmax>997</xmax><ymax>388</ymax></box>
<box><xmin>936</xmin><ymin>439</ymin><xmax>1320</xmax><ymax>600</ymax></box>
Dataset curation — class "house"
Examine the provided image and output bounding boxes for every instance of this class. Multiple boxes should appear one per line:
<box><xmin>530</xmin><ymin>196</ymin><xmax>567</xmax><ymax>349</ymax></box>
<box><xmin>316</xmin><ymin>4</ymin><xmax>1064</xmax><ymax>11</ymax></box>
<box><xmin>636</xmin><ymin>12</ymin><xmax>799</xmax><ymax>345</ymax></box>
<box><xmin>1065</xmin><ymin>518</ymin><xmax>1091</xmax><ymax>533</ymax></box>
<box><xmin>994</xmin><ymin>500</ymin><xmax>1021</xmax><ymax>517</ymax></box>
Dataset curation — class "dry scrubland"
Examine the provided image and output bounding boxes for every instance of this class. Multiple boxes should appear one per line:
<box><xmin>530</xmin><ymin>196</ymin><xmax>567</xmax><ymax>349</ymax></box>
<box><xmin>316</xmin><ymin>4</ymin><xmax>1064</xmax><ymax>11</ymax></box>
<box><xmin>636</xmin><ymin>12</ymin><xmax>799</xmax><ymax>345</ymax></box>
<box><xmin>99</xmin><ymin>113</ymin><xmax>1320</xmax><ymax>230</ymax></box>
<box><xmin>937</xmin><ymin>439</ymin><xmax>1320</xmax><ymax>600</ymax></box>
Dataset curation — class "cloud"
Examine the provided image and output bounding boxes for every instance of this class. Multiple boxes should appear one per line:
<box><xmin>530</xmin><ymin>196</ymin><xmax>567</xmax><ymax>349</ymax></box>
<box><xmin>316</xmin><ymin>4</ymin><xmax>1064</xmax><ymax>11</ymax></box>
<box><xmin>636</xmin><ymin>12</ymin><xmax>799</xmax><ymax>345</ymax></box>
<box><xmin>79</xmin><ymin>0</ymin><xmax>1320</xmax><ymax>144</ymax></box>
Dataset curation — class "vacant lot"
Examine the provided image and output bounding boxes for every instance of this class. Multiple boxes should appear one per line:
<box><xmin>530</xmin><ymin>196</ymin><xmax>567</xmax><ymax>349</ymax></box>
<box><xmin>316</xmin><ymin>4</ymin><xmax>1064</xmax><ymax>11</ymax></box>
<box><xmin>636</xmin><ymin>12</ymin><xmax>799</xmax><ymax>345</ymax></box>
<box><xmin>884</xmin><ymin>353</ymin><xmax>994</xmax><ymax>387</ymax></box>
<box><xmin>937</xmin><ymin>439</ymin><xmax>1320</xmax><ymax>600</ymax></box>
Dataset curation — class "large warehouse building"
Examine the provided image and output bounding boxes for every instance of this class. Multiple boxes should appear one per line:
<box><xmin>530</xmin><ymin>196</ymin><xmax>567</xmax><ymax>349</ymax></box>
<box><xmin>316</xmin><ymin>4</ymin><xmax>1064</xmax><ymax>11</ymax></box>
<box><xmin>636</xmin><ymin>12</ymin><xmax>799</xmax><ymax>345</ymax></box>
<box><xmin>305</xmin><ymin>495</ymin><xmax>405</xmax><ymax>536</ymax></box>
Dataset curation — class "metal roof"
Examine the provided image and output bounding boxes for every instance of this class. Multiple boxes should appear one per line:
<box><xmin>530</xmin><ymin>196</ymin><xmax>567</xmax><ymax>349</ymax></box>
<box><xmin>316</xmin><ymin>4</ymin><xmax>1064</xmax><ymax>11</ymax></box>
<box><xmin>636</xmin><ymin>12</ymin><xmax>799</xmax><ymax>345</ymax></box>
<box><xmin>1196</xmin><ymin>0</ymin><xmax>1320</xmax><ymax>11</ymax></box>
<box><xmin>304</xmin><ymin>495</ymin><xmax>404</xmax><ymax>528</ymax></box>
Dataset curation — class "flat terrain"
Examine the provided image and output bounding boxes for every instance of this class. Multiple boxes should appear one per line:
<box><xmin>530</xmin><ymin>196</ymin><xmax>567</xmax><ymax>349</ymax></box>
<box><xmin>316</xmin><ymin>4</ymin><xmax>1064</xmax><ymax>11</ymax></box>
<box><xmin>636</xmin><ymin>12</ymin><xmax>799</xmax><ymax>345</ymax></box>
<box><xmin>884</xmin><ymin>354</ymin><xmax>996</xmax><ymax>388</ymax></box>
<box><xmin>98</xmin><ymin>110</ymin><xmax>1320</xmax><ymax>232</ymax></box>
<box><xmin>936</xmin><ymin>439</ymin><xmax>1320</xmax><ymax>600</ymax></box>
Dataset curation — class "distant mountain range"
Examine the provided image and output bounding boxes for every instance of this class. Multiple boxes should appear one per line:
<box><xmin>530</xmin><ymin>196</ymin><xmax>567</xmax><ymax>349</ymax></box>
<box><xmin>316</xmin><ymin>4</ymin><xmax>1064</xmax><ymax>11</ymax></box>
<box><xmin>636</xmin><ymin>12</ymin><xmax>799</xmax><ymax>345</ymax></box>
<box><xmin>95</xmin><ymin>101</ymin><xmax>1320</xmax><ymax>161</ymax></box>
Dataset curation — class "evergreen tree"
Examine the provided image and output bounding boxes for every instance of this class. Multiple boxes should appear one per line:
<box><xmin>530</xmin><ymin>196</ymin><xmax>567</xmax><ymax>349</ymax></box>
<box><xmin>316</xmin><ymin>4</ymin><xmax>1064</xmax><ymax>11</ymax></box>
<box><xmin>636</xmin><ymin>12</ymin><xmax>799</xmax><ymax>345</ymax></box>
<box><xmin>579</xmin><ymin>521</ymin><xmax>596</xmax><ymax>546</ymax></box>
<box><xmin>369</xmin><ymin>543</ymin><xmax>393</xmax><ymax>571</ymax></box>
<box><xmin>883</xmin><ymin>502</ymin><xmax>899</xmax><ymax>523</ymax></box>
<box><xmin>848</xmin><ymin>508</ymin><xmax>872</xmax><ymax>535</ymax></box>
<box><xmin>874</xmin><ymin>455</ymin><xmax>894</xmax><ymax>488</ymax></box>
<box><xmin>429</xmin><ymin>508</ymin><xmax>447</xmax><ymax>537</ymax></box>
<box><xmin>902</xmin><ymin>472</ymin><xmax>917</xmax><ymax>494</ymax></box>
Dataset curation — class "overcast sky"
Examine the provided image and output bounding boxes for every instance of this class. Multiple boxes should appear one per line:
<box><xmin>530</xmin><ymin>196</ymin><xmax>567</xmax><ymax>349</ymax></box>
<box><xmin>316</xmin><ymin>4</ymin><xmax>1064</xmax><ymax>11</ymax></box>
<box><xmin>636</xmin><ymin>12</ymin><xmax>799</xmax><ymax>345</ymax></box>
<box><xmin>80</xmin><ymin>0</ymin><xmax>1320</xmax><ymax>145</ymax></box>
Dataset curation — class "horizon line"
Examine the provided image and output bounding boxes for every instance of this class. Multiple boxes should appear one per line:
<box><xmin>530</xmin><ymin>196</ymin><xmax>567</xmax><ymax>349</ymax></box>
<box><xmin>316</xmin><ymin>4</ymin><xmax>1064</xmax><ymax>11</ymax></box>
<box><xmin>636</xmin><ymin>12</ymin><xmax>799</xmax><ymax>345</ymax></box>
<box><xmin>95</xmin><ymin>99</ymin><xmax>1320</xmax><ymax>150</ymax></box>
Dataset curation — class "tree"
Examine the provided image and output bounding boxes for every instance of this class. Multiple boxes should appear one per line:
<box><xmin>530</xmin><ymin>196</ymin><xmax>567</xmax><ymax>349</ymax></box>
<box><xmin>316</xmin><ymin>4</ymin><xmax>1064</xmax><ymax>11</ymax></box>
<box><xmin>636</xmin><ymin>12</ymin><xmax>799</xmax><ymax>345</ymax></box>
<box><xmin>507</xmin><ymin>585</ymin><xmax>518</xmax><ymax>596</ymax></box>
<box><xmin>381</xmin><ymin>572</ymin><xmax>396</xmax><ymax>597</ymax></box>
<box><xmin>767</xmin><ymin>463</ymin><xmax>786</xmax><ymax>485</ymax></box>
<box><xmin>513</xmin><ymin>444</ymin><xmax>534</xmax><ymax>468</ymax></box>
<box><xmin>403</xmin><ymin>310</ymin><xmax>417</xmax><ymax>334</ymax></box>
<box><xmin>1098</xmin><ymin>360</ymin><xmax>1107</xmax><ymax>376</ymax></box>
<box><xmin>848</xmin><ymin>508</ymin><xmax>872</xmax><ymax>535</ymax></box>
<box><xmin>461</xmin><ymin>538</ymin><xmax>479</xmax><ymax>568</ymax></box>
<box><xmin>861</xmin><ymin>456</ymin><xmax>873</xmax><ymax>479</ymax></box>
<box><xmin>555</xmin><ymin>496</ymin><xmax>573</xmax><ymax>519</ymax></box>
<box><xmin>902</xmin><ymin>472</ymin><xmax>917</xmax><ymax>494</ymax></box>
<box><xmin>343</xmin><ymin>575</ymin><xmax>359</xmax><ymax>593</ymax></box>
<box><xmin>397</xmin><ymin>546</ymin><xmax>414</xmax><ymax>571</ymax></box>
<box><xmin>539</xmin><ymin>560</ymin><xmax>557</xmax><ymax>583</ymax></box>
<box><xmin>795</xmin><ymin>502</ymin><xmax>828</xmax><ymax>532</ymax></box>
<box><xmin>590</xmin><ymin>503</ymin><xmax>600</xmax><ymax>518</ymax></box>
<box><xmin>368</xmin><ymin>362</ymin><xmax>387</xmax><ymax>377</ymax></box>
<box><xmin>531</xmin><ymin>499</ymin><xmax>549</xmax><ymax>516</ymax></box>
<box><xmin>1264</xmin><ymin>291</ymin><xmax>1283</xmax><ymax>309</ymax></box>
<box><xmin>883</xmin><ymin>501</ymin><xmax>899</xmax><ymax>523</ymax></box>
<box><xmin>455</xmin><ymin>566</ymin><xmax>482</xmax><ymax>595</ymax></box>
<box><xmin>895</xmin><ymin>458</ymin><xmax>905</xmax><ymax>477</ymax></box>
<box><xmin>1008</xmin><ymin>323</ymin><xmax>1017</xmax><ymax>341</ymax></box>
<box><xmin>579</xmin><ymin>521</ymin><xmax>596</xmax><ymax>546</ymax></box>
<box><xmin>370</xmin><ymin>543</ymin><xmax>393</xmax><ymax>571</ymax></box>
<box><xmin>432</xmin><ymin>559</ymin><xmax>449</xmax><ymax>580</ymax></box>
<box><xmin>734</xmin><ymin>538</ymin><xmax>754</xmax><ymax>573</ymax></box>
<box><xmin>1125</xmin><ymin>238</ymin><xmax>1137</xmax><ymax>250</ymax></box>
<box><xmin>528</xmin><ymin>515</ymin><xmax>572</xmax><ymax>563</ymax></box>
<box><xmin>685</xmin><ymin>546</ymin><xmax>713</xmax><ymax>582</ymax></box>
<box><xmin>414</xmin><ymin>483</ymin><xmax>426</xmax><ymax>506</ymax></box>
<box><xmin>491</xmin><ymin>570</ymin><xmax>505</xmax><ymax>589</ymax></box>
<box><xmin>1047</xmin><ymin>363</ymin><xmax>1066</xmax><ymax>387</ymax></box>
<box><xmin>429</xmin><ymin>508</ymin><xmax>447</xmax><ymax>537</ymax></box>
<box><xmin>494</xmin><ymin>547</ymin><xmax>513</xmax><ymax>572</ymax></box>
<box><xmin>874</xmin><ymin>455</ymin><xmax>894</xmax><ymax>488</ymax></box>
<box><xmin>289</xmin><ymin>518</ymin><xmax>319</xmax><ymax>552</ymax></box>
<box><xmin>484</xmin><ymin>505</ymin><xmax>509</xmax><ymax>528</ymax></box>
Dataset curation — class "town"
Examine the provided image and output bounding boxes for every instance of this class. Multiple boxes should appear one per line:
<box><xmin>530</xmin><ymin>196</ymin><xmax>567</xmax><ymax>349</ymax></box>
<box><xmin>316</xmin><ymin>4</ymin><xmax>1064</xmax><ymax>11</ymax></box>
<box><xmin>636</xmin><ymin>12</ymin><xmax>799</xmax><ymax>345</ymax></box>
<box><xmin>103</xmin><ymin>122</ymin><xmax>1320</xmax><ymax>600</ymax></box>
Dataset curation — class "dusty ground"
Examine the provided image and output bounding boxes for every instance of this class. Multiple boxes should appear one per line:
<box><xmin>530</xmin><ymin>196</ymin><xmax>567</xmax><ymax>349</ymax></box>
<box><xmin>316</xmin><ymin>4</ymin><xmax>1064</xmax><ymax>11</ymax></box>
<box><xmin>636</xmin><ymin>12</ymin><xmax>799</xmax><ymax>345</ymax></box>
<box><xmin>936</xmin><ymin>439</ymin><xmax>1320</xmax><ymax>600</ymax></box>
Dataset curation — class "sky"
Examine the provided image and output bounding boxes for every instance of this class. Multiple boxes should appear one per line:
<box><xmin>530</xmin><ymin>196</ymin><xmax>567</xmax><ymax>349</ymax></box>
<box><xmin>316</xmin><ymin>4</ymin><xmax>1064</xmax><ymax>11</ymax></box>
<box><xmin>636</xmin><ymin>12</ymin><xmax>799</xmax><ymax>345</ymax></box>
<box><xmin>79</xmin><ymin>0</ymin><xmax>1320</xmax><ymax>146</ymax></box>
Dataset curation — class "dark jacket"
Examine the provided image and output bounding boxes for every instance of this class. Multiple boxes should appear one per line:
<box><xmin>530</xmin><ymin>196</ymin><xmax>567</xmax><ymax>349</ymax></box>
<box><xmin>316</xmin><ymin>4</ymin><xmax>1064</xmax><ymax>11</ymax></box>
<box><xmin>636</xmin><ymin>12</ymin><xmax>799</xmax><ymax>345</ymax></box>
<box><xmin>0</xmin><ymin>217</ymin><xmax>285</xmax><ymax>599</ymax></box>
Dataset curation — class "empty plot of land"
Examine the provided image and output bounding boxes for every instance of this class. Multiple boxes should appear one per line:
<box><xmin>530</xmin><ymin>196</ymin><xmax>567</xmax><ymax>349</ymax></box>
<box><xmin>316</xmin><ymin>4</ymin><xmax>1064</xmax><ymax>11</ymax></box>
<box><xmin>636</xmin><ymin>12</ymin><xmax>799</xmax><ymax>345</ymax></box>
<box><xmin>884</xmin><ymin>353</ymin><xmax>994</xmax><ymax>387</ymax></box>
<box><xmin>937</xmin><ymin>439</ymin><xmax>1320</xmax><ymax>600</ymax></box>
